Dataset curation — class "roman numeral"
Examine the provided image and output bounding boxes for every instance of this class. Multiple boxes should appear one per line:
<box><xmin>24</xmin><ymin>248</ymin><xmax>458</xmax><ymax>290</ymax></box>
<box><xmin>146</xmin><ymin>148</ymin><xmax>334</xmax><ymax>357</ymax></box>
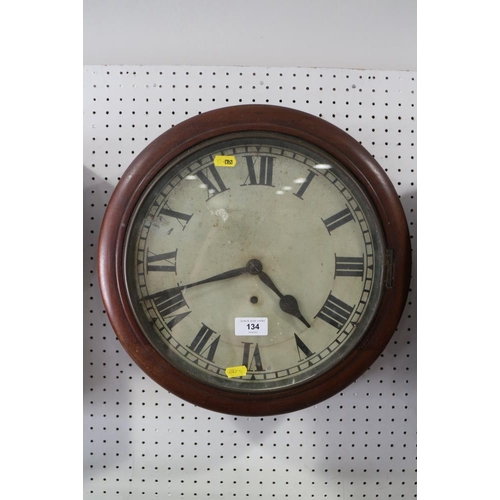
<box><xmin>152</xmin><ymin>287</ymin><xmax>188</xmax><ymax>319</ymax></box>
<box><xmin>188</xmin><ymin>324</ymin><xmax>220</xmax><ymax>362</ymax></box>
<box><xmin>146</xmin><ymin>250</ymin><xmax>177</xmax><ymax>273</ymax></box>
<box><xmin>159</xmin><ymin>206</ymin><xmax>193</xmax><ymax>230</ymax></box>
<box><xmin>316</xmin><ymin>293</ymin><xmax>354</xmax><ymax>330</ymax></box>
<box><xmin>242</xmin><ymin>156</ymin><xmax>275</xmax><ymax>187</ymax></box>
<box><xmin>294</xmin><ymin>333</ymin><xmax>314</xmax><ymax>361</ymax></box>
<box><xmin>322</xmin><ymin>207</ymin><xmax>354</xmax><ymax>234</ymax></box>
<box><xmin>165</xmin><ymin>311</ymin><xmax>191</xmax><ymax>330</ymax></box>
<box><xmin>241</xmin><ymin>342</ymin><xmax>264</xmax><ymax>372</ymax></box>
<box><xmin>334</xmin><ymin>255</ymin><xmax>364</xmax><ymax>279</ymax></box>
<box><xmin>293</xmin><ymin>170</ymin><xmax>317</xmax><ymax>200</ymax></box>
<box><xmin>196</xmin><ymin>164</ymin><xmax>229</xmax><ymax>200</ymax></box>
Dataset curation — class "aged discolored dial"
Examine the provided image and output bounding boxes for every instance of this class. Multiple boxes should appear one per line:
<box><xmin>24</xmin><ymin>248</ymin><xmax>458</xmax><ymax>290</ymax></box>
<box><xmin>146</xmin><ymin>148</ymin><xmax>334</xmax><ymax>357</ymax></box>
<box><xmin>125</xmin><ymin>134</ymin><xmax>384</xmax><ymax>392</ymax></box>
<box><xmin>98</xmin><ymin>105</ymin><xmax>411</xmax><ymax>415</ymax></box>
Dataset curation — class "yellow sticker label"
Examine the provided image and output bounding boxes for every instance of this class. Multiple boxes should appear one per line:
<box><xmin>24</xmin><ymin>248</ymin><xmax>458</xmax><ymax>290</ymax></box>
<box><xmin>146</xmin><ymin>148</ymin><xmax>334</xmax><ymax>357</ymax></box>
<box><xmin>214</xmin><ymin>155</ymin><xmax>237</xmax><ymax>167</ymax></box>
<box><xmin>225</xmin><ymin>365</ymin><xmax>247</xmax><ymax>378</ymax></box>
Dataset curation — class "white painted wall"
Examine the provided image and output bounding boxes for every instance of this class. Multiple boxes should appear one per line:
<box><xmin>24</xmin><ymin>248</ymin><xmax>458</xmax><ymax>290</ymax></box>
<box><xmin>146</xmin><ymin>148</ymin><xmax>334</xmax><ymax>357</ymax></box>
<box><xmin>83</xmin><ymin>0</ymin><xmax>416</xmax><ymax>70</ymax></box>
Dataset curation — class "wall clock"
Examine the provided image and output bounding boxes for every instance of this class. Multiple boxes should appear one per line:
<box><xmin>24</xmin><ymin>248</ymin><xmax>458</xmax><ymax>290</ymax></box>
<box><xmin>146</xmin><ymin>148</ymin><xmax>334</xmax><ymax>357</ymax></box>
<box><xmin>98</xmin><ymin>104</ymin><xmax>411</xmax><ymax>416</ymax></box>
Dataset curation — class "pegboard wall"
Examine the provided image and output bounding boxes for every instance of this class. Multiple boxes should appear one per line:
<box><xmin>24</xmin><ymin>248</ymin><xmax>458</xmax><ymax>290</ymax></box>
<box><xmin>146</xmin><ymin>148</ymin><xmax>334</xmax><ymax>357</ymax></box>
<box><xmin>83</xmin><ymin>66</ymin><xmax>416</xmax><ymax>499</ymax></box>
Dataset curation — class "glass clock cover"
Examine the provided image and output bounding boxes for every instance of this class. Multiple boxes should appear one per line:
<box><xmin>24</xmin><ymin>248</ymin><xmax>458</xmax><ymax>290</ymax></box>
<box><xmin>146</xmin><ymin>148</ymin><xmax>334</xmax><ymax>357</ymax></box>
<box><xmin>98</xmin><ymin>105</ymin><xmax>411</xmax><ymax>415</ymax></box>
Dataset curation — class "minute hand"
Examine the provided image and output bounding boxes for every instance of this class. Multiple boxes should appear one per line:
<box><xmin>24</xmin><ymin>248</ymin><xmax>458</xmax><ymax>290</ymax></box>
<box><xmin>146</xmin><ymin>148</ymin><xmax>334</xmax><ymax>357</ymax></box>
<box><xmin>182</xmin><ymin>266</ymin><xmax>248</xmax><ymax>290</ymax></box>
<box><xmin>141</xmin><ymin>266</ymin><xmax>247</xmax><ymax>301</ymax></box>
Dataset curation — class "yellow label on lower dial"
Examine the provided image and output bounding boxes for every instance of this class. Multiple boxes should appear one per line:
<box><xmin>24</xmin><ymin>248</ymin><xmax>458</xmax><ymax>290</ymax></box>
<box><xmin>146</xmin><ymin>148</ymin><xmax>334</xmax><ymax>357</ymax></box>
<box><xmin>225</xmin><ymin>365</ymin><xmax>248</xmax><ymax>378</ymax></box>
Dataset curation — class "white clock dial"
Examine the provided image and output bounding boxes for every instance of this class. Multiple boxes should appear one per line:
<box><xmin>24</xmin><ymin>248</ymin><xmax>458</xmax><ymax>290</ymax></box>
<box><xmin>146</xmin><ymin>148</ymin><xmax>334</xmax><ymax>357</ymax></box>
<box><xmin>125</xmin><ymin>133</ymin><xmax>385</xmax><ymax>392</ymax></box>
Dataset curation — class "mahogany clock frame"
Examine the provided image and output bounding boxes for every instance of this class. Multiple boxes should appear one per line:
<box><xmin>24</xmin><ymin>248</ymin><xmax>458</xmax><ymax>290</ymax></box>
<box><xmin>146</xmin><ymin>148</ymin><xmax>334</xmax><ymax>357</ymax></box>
<box><xmin>98</xmin><ymin>105</ymin><xmax>411</xmax><ymax>416</ymax></box>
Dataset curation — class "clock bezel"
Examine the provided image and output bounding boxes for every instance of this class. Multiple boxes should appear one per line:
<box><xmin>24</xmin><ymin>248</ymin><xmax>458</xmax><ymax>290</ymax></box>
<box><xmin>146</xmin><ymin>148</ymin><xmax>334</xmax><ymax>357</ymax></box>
<box><xmin>98</xmin><ymin>104</ymin><xmax>411</xmax><ymax>416</ymax></box>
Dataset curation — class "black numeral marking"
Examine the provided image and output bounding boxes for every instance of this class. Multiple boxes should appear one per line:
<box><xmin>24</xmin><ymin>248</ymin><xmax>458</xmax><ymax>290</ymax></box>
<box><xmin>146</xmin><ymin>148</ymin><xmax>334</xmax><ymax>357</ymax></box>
<box><xmin>159</xmin><ymin>207</ymin><xmax>193</xmax><ymax>230</ymax></box>
<box><xmin>334</xmin><ymin>255</ymin><xmax>364</xmax><ymax>279</ymax></box>
<box><xmin>294</xmin><ymin>333</ymin><xmax>314</xmax><ymax>361</ymax></box>
<box><xmin>153</xmin><ymin>287</ymin><xmax>187</xmax><ymax>319</ymax></box>
<box><xmin>322</xmin><ymin>207</ymin><xmax>354</xmax><ymax>234</ymax></box>
<box><xmin>196</xmin><ymin>164</ymin><xmax>229</xmax><ymax>200</ymax></box>
<box><xmin>241</xmin><ymin>342</ymin><xmax>264</xmax><ymax>371</ymax></box>
<box><xmin>293</xmin><ymin>170</ymin><xmax>317</xmax><ymax>200</ymax></box>
<box><xmin>165</xmin><ymin>311</ymin><xmax>191</xmax><ymax>330</ymax></box>
<box><xmin>188</xmin><ymin>324</ymin><xmax>220</xmax><ymax>362</ymax></box>
<box><xmin>242</xmin><ymin>156</ymin><xmax>275</xmax><ymax>187</ymax></box>
<box><xmin>146</xmin><ymin>250</ymin><xmax>177</xmax><ymax>273</ymax></box>
<box><xmin>316</xmin><ymin>293</ymin><xmax>354</xmax><ymax>330</ymax></box>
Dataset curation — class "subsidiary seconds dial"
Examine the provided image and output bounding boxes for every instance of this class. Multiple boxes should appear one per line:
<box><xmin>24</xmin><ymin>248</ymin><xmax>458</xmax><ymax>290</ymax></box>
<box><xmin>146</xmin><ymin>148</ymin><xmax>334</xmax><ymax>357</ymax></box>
<box><xmin>99</xmin><ymin>105</ymin><xmax>411</xmax><ymax>415</ymax></box>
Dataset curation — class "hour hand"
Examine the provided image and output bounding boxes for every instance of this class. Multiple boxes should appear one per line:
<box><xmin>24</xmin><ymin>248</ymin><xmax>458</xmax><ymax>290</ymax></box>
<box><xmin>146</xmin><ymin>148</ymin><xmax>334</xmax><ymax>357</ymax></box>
<box><xmin>257</xmin><ymin>269</ymin><xmax>311</xmax><ymax>328</ymax></box>
<box><xmin>279</xmin><ymin>294</ymin><xmax>311</xmax><ymax>328</ymax></box>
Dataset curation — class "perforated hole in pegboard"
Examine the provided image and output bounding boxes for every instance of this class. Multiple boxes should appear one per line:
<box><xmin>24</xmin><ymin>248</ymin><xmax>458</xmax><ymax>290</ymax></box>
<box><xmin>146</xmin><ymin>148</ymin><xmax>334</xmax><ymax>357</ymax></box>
<box><xmin>83</xmin><ymin>66</ymin><xmax>416</xmax><ymax>499</ymax></box>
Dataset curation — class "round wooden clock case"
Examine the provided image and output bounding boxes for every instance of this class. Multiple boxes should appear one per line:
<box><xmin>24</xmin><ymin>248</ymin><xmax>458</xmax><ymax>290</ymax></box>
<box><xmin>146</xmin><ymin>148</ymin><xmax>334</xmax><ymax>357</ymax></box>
<box><xmin>98</xmin><ymin>105</ymin><xmax>411</xmax><ymax>416</ymax></box>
